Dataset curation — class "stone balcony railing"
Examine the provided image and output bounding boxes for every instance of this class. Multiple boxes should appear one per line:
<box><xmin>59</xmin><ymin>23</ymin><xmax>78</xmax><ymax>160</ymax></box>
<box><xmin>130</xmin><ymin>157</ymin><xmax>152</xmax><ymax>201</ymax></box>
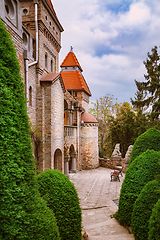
<box><xmin>64</xmin><ymin>125</ymin><xmax>77</xmax><ymax>138</ymax></box>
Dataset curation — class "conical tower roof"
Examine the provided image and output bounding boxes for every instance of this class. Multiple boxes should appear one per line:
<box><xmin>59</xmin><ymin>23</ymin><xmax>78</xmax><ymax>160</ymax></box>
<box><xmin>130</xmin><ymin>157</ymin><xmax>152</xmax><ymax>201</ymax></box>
<box><xmin>60</xmin><ymin>48</ymin><xmax>91</xmax><ymax>96</ymax></box>
<box><xmin>60</xmin><ymin>48</ymin><xmax>83</xmax><ymax>72</ymax></box>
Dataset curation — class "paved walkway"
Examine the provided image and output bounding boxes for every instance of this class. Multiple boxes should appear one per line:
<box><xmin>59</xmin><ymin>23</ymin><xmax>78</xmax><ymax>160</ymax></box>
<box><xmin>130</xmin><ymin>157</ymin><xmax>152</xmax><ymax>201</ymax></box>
<box><xmin>70</xmin><ymin>167</ymin><xmax>134</xmax><ymax>240</ymax></box>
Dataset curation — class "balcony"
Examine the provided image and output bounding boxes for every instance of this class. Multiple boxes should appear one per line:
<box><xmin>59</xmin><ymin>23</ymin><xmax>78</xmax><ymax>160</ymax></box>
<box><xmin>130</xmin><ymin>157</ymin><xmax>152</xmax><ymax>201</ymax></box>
<box><xmin>64</xmin><ymin>125</ymin><xmax>77</xmax><ymax>138</ymax></box>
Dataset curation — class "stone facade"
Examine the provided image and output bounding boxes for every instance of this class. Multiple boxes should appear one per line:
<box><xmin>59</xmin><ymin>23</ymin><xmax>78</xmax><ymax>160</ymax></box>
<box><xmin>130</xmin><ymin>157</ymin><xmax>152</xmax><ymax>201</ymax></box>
<box><xmin>81</xmin><ymin>123</ymin><xmax>99</xmax><ymax>169</ymax></box>
<box><xmin>1</xmin><ymin>0</ymin><xmax>99</xmax><ymax>175</ymax></box>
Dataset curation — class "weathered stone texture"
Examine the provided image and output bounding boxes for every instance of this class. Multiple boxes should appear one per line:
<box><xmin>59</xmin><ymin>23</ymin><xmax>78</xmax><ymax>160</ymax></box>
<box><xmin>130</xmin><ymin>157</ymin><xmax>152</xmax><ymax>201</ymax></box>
<box><xmin>81</xmin><ymin>124</ymin><xmax>99</xmax><ymax>169</ymax></box>
<box><xmin>1</xmin><ymin>0</ymin><xmax>99</xmax><ymax>174</ymax></box>
<box><xmin>51</xmin><ymin>79</ymin><xmax>64</xmax><ymax>171</ymax></box>
<box><xmin>28</xmin><ymin>65</ymin><xmax>37</xmax><ymax>126</ymax></box>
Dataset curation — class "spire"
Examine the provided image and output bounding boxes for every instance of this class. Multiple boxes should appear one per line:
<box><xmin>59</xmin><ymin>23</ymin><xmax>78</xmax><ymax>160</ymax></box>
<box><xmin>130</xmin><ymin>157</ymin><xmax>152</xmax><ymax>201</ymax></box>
<box><xmin>70</xmin><ymin>46</ymin><xmax>73</xmax><ymax>52</ymax></box>
<box><xmin>60</xmin><ymin>50</ymin><xmax>83</xmax><ymax>72</ymax></box>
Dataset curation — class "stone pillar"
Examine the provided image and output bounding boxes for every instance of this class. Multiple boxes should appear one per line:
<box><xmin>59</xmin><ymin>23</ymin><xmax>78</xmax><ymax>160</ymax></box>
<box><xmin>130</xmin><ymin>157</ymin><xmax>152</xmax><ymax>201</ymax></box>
<box><xmin>71</xmin><ymin>153</ymin><xmax>77</xmax><ymax>173</ymax></box>
<box><xmin>68</xmin><ymin>109</ymin><xmax>74</xmax><ymax>125</ymax></box>
<box><xmin>64</xmin><ymin>156</ymin><xmax>69</xmax><ymax>177</ymax></box>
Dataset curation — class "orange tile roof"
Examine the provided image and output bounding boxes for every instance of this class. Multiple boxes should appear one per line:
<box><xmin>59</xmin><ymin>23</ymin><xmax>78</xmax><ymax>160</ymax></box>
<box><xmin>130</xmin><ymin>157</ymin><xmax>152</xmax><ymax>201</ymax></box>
<box><xmin>60</xmin><ymin>52</ymin><xmax>83</xmax><ymax>72</ymax></box>
<box><xmin>61</xmin><ymin>70</ymin><xmax>91</xmax><ymax>96</ymax></box>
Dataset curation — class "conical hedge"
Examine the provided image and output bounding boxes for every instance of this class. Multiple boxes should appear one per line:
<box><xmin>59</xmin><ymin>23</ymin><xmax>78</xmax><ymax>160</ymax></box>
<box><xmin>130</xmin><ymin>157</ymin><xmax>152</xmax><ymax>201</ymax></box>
<box><xmin>116</xmin><ymin>150</ymin><xmax>160</xmax><ymax>226</ymax></box>
<box><xmin>148</xmin><ymin>198</ymin><xmax>160</xmax><ymax>240</ymax></box>
<box><xmin>129</xmin><ymin>128</ymin><xmax>160</xmax><ymax>165</ymax></box>
<box><xmin>131</xmin><ymin>180</ymin><xmax>160</xmax><ymax>240</ymax></box>
<box><xmin>36</xmin><ymin>169</ymin><xmax>82</xmax><ymax>240</ymax></box>
<box><xmin>0</xmin><ymin>19</ymin><xmax>60</xmax><ymax>239</ymax></box>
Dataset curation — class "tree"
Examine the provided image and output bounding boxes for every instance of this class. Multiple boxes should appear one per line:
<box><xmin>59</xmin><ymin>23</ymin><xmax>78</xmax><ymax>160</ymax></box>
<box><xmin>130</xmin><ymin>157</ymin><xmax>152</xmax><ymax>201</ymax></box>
<box><xmin>108</xmin><ymin>102</ymin><xmax>136</xmax><ymax>158</ymax></box>
<box><xmin>131</xmin><ymin>46</ymin><xmax>160</xmax><ymax>119</ymax></box>
<box><xmin>0</xmin><ymin>19</ymin><xmax>60</xmax><ymax>239</ymax></box>
<box><xmin>89</xmin><ymin>94</ymin><xmax>115</xmax><ymax>157</ymax></box>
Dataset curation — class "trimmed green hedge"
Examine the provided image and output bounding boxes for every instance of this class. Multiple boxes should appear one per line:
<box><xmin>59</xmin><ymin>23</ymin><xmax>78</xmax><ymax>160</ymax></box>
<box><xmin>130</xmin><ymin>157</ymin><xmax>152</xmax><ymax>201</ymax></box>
<box><xmin>148</xmin><ymin>198</ymin><xmax>160</xmax><ymax>240</ymax></box>
<box><xmin>0</xmin><ymin>19</ymin><xmax>60</xmax><ymax>239</ymax></box>
<box><xmin>36</xmin><ymin>169</ymin><xmax>82</xmax><ymax>240</ymax></box>
<box><xmin>131</xmin><ymin>180</ymin><xmax>160</xmax><ymax>240</ymax></box>
<box><xmin>115</xmin><ymin>150</ymin><xmax>160</xmax><ymax>226</ymax></box>
<box><xmin>129</xmin><ymin>128</ymin><xmax>160</xmax><ymax>165</ymax></box>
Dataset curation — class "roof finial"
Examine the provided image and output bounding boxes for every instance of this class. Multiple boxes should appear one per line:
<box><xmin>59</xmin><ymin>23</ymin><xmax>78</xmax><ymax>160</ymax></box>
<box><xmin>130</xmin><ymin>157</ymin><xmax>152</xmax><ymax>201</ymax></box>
<box><xmin>70</xmin><ymin>46</ymin><xmax>73</xmax><ymax>52</ymax></box>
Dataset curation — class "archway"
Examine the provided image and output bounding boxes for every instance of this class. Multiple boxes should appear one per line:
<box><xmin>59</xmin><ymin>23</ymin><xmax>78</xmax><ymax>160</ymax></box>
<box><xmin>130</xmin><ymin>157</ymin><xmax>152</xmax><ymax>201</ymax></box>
<box><xmin>54</xmin><ymin>149</ymin><xmax>62</xmax><ymax>171</ymax></box>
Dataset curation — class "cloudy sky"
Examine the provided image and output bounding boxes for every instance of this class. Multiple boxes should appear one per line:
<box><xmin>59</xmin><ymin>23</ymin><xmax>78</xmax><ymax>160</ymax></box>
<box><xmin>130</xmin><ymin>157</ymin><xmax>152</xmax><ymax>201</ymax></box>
<box><xmin>52</xmin><ymin>0</ymin><xmax>160</xmax><ymax>105</ymax></box>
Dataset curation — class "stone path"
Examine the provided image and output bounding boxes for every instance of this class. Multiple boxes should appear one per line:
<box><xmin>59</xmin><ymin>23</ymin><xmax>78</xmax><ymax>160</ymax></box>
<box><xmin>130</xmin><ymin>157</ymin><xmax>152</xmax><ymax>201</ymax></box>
<box><xmin>70</xmin><ymin>167</ymin><xmax>135</xmax><ymax>240</ymax></box>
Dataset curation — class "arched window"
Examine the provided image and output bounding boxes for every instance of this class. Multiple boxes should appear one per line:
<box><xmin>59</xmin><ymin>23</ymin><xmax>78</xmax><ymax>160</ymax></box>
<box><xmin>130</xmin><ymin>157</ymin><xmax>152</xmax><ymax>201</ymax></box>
<box><xmin>29</xmin><ymin>86</ymin><xmax>32</xmax><ymax>107</ymax></box>
<box><xmin>51</xmin><ymin>59</ymin><xmax>53</xmax><ymax>72</ymax></box>
<box><xmin>45</xmin><ymin>52</ymin><xmax>48</xmax><ymax>69</ymax></box>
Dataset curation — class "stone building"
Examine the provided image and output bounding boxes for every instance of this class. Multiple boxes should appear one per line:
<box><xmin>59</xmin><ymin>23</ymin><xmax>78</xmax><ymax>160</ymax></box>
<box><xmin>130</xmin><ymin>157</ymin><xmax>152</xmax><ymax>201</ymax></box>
<box><xmin>1</xmin><ymin>0</ymin><xmax>99</xmax><ymax>175</ymax></box>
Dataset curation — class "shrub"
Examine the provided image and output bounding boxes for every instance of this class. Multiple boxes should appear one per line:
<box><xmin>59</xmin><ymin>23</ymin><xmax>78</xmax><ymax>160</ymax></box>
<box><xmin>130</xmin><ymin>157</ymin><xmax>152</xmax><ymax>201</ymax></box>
<box><xmin>129</xmin><ymin>128</ymin><xmax>160</xmax><ymax>165</ymax></box>
<box><xmin>148</xmin><ymin>198</ymin><xmax>160</xmax><ymax>240</ymax></box>
<box><xmin>0</xmin><ymin>19</ymin><xmax>60</xmax><ymax>239</ymax></box>
<box><xmin>131</xmin><ymin>180</ymin><xmax>160</xmax><ymax>240</ymax></box>
<box><xmin>36</xmin><ymin>169</ymin><xmax>82</xmax><ymax>240</ymax></box>
<box><xmin>115</xmin><ymin>149</ymin><xmax>160</xmax><ymax>226</ymax></box>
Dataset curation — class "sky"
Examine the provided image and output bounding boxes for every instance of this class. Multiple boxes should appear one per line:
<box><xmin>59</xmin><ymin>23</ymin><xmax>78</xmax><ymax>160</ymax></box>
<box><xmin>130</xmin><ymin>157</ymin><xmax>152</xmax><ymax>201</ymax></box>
<box><xmin>52</xmin><ymin>0</ymin><xmax>160</xmax><ymax>106</ymax></box>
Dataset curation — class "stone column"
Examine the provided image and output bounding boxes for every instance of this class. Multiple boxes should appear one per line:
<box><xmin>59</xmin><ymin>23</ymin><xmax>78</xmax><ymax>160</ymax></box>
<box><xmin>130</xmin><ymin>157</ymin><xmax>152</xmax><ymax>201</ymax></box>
<box><xmin>68</xmin><ymin>109</ymin><xmax>74</xmax><ymax>125</ymax></box>
<box><xmin>64</xmin><ymin>156</ymin><xmax>69</xmax><ymax>177</ymax></box>
<box><xmin>71</xmin><ymin>153</ymin><xmax>77</xmax><ymax>173</ymax></box>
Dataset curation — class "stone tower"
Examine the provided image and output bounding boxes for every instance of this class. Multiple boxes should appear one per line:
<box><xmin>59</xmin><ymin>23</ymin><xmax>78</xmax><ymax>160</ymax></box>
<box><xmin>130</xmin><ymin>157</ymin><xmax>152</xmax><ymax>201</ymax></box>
<box><xmin>0</xmin><ymin>1</ymin><xmax>99</xmax><ymax>174</ymax></box>
<box><xmin>60</xmin><ymin>48</ymin><xmax>99</xmax><ymax>170</ymax></box>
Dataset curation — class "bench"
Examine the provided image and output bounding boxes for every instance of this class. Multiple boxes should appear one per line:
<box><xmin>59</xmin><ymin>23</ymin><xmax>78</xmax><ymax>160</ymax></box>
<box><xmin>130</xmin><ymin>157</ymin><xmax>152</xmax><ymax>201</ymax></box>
<box><xmin>110</xmin><ymin>167</ymin><xmax>123</xmax><ymax>182</ymax></box>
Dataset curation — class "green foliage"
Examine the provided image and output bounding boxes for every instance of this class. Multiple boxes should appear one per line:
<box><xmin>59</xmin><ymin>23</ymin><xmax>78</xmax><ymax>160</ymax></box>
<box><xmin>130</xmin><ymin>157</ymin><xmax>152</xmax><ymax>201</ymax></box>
<box><xmin>108</xmin><ymin>102</ymin><xmax>136</xmax><ymax>157</ymax></box>
<box><xmin>129</xmin><ymin>128</ymin><xmax>160</xmax><ymax>165</ymax></box>
<box><xmin>36</xmin><ymin>169</ymin><xmax>82</xmax><ymax>240</ymax></box>
<box><xmin>89</xmin><ymin>94</ymin><xmax>115</xmax><ymax>157</ymax></box>
<box><xmin>134</xmin><ymin>110</ymin><xmax>149</xmax><ymax>137</ymax></box>
<box><xmin>148</xmin><ymin>198</ymin><xmax>160</xmax><ymax>240</ymax></box>
<box><xmin>131</xmin><ymin>180</ymin><xmax>160</xmax><ymax>240</ymax></box>
<box><xmin>0</xmin><ymin>19</ymin><xmax>60</xmax><ymax>239</ymax></box>
<box><xmin>131</xmin><ymin>46</ymin><xmax>160</xmax><ymax>119</ymax></box>
<box><xmin>116</xmin><ymin>150</ymin><xmax>160</xmax><ymax>226</ymax></box>
<box><xmin>89</xmin><ymin>96</ymin><xmax>141</xmax><ymax>158</ymax></box>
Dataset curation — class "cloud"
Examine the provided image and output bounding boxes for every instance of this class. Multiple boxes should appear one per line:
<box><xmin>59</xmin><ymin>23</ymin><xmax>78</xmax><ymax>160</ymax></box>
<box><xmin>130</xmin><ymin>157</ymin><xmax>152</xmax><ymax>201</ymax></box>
<box><xmin>53</xmin><ymin>0</ymin><xmax>160</xmax><ymax>104</ymax></box>
<box><xmin>118</xmin><ymin>2</ymin><xmax>151</xmax><ymax>27</ymax></box>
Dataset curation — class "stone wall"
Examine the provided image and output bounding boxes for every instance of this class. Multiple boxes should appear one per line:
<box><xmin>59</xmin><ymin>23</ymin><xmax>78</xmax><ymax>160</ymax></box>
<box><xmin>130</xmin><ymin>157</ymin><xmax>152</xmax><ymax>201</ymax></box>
<box><xmin>40</xmin><ymin>77</ymin><xmax>64</xmax><ymax>172</ymax></box>
<box><xmin>51</xmin><ymin>79</ymin><xmax>64</xmax><ymax>172</ymax></box>
<box><xmin>81</xmin><ymin>123</ymin><xmax>99</xmax><ymax>169</ymax></box>
<box><xmin>28</xmin><ymin>65</ymin><xmax>37</xmax><ymax>126</ymax></box>
<box><xmin>1</xmin><ymin>0</ymin><xmax>24</xmax><ymax>80</ymax></box>
<box><xmin>99</xmin><ymin>144</ymin><xmax>133</xmax><ymax>172</ymax></box>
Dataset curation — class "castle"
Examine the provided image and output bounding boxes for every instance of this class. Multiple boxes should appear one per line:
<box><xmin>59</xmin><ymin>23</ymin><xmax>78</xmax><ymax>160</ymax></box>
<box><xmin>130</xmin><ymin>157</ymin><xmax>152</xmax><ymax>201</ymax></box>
<box><xmin>1</xmin><ymin>0</ymin><xmax>99</xmax><ymax>176</ymax></box>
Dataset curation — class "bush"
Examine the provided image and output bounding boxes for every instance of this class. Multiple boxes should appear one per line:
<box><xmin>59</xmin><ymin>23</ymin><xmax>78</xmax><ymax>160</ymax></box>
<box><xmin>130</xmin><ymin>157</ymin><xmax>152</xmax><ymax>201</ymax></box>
<box><xmin>131</xmin><ymin>180</ymin><xmax>160</xmax><ymax>240</ymax></box>
<box><xmin>129</xmin><ymin>128</ymin><xmax>160</xmax><ymax>165</ymax></box>
<box><xmin>36</xmin><ymin>169</ymin><xmax>82</xmax><ymax>240</ymax></box>
<box><xmin>0</xmin><ymin>19</ymin><xmax>60</xmax><ymax>239</ymax></box>
<box><xmin>148</xmin><ymin>198</ymin><xmax>160</xmax><ymax>240</ymax></box>
<box><xmin>115</xmin><ymin>150</ymin><xmax>160</xmax><ymax>226</ymax></box>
